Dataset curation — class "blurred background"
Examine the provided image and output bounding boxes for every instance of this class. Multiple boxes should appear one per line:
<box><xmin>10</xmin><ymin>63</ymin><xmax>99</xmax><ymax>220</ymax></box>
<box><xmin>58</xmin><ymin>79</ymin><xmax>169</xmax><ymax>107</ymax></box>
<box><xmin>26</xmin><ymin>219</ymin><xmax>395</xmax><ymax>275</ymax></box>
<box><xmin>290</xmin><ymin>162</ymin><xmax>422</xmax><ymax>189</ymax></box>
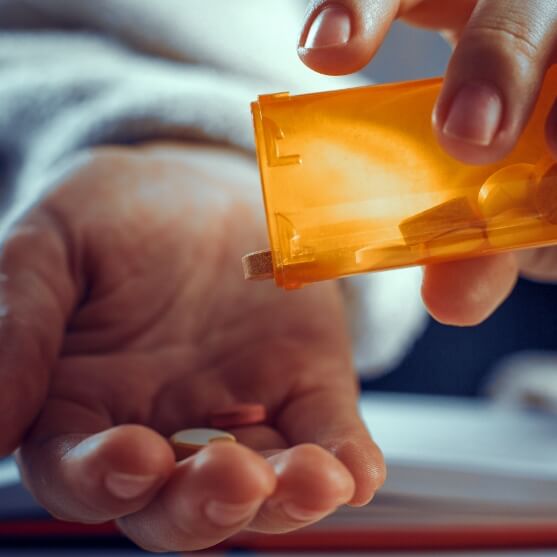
<box><xmin>363</xmin><ymin>21</ymin><xmax>450</xmax><ymax>83</ymax></box>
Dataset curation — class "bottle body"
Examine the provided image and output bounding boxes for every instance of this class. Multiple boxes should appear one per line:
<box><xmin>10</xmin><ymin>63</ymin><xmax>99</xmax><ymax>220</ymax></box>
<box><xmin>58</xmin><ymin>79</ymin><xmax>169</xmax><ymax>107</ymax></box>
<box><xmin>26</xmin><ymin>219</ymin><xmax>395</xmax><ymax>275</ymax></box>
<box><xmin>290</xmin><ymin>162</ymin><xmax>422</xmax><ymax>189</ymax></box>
<box><xmin>251</xmin><ymin>68</ymin><xmax>557</xmax><ymax>289</ymax></box>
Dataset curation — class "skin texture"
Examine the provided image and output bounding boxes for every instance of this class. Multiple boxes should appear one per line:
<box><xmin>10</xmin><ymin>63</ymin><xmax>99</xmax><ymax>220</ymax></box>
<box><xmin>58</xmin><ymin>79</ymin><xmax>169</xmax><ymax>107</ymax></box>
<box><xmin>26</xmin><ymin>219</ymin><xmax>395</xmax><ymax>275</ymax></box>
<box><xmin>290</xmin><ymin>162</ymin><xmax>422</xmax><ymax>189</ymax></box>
<box><xmin>298</xmin><ymin>0</ymin><xmax>557</xmax><ymax>325</ymax></box>
<box><xmin>7</xmin><ymin>5</ymin><xmax>557</xmax><ymax>548</ymax></box>
<box><xmin>3</xmin><ymin>142</ymin><xmax>385</xmax><ymax>552</ymax></box>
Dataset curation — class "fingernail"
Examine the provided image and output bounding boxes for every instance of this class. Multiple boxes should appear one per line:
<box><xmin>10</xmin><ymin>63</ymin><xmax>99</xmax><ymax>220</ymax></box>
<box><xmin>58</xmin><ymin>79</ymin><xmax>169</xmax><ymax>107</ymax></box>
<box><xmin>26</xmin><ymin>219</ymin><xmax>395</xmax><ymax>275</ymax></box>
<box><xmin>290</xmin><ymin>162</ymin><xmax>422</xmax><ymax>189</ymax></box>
<box><xmin>443</xmin><ymin>83</ymin><xmax>503</xmax><ymax>147</ymax></box>
<box><xmin>282</xmin><ymin>501</ymin><xmax>329</xmax><ymax>522</ymax></box>
<box><xmin>205</xmin><ymin>500</ymin><xmax>260</xmax><ymax>527</ymax></box>
<box><xmin>105</xmin><ymin>472</ymin><xmax>158</xmax><ymax>500</ymax></box>
<box><xmin>302</xmin><ymin>4</ymin><xmax>351</xmax><ymax>49</ymax></box>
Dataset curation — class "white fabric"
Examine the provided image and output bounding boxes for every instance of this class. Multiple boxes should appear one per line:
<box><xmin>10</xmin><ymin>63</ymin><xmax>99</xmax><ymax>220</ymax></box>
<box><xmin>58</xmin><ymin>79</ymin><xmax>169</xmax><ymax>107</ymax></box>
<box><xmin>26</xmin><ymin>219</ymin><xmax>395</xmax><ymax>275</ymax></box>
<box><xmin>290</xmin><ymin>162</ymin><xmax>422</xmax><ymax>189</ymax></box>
<box><xmin>342</xmin><ymin>268</ymin><xmax>427</xmax><ymax>374</ymax></box>
<box><xmin>0</xmin><ymin>0</ymin><xmax>427</xmax><ymax>375</ymax></box>
<box><xmin>484</xmin><ymin>351</ymin><xmax>557</xmax><ymax>413</ymax></box>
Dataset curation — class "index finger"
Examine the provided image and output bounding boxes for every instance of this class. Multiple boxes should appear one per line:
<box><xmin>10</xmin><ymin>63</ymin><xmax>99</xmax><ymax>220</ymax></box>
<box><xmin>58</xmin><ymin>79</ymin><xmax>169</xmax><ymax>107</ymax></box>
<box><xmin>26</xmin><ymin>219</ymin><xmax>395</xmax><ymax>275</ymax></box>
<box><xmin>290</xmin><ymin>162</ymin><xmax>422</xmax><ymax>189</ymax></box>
<box><xmin>297</xmin><ymin>0</ymin><xmax>472</xmax><ymax>75</ymax></box>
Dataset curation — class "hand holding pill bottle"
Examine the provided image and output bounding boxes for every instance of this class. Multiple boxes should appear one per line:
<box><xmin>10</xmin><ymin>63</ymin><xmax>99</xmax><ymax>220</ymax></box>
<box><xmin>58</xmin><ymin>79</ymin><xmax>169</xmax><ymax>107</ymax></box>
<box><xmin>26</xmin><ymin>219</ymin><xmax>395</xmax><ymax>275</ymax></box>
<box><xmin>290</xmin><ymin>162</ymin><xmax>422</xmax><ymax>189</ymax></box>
<box><xmin>259</xmin><ymin>0</ymin><xmax>557</xmax><ymax>327</ymax></box>
<box><xmin>245</xmin><ymin>69</ymin><xmax>557</xmax><ymax>289</ymax></box>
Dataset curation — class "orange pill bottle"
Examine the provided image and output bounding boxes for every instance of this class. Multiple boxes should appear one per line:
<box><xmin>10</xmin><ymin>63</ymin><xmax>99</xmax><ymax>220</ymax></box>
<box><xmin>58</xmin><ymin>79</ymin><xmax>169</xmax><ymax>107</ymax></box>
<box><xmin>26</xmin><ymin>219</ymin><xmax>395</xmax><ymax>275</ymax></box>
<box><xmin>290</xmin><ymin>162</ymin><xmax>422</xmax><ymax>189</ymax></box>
<box><xmin>250</xmin><ymin>66</ymin><xmax>557</xmax><ymax>289</ymax></box>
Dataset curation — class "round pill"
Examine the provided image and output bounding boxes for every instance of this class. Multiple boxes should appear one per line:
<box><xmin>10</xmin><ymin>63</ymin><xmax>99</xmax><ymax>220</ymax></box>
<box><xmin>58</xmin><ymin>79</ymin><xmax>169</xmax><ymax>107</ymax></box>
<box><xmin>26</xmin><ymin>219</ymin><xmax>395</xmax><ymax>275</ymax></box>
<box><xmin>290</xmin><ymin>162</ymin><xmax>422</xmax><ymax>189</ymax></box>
<box><xmin>209</xmin><ymin>403</ymin><xmax>267</xmax><ymax>429</ymax></box>
<box><xmin>478</xmin><ymin>164</ymin><xmax>536</xmax><ymax>219</ymax></box>
<box><xmin>170</xmin><ymin>428</ymin><xmax>236</xmax><ymax>460</ymax></box>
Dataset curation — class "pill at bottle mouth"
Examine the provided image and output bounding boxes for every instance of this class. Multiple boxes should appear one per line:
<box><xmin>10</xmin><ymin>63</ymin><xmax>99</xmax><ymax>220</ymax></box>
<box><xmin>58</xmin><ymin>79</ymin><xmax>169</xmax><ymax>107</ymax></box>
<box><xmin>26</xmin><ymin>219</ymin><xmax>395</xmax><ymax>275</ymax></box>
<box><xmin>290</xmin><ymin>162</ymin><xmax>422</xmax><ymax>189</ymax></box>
<box><xmin>242</xmin><ymin>250</ymin><xmax>273</xmax><ymax>281</ymax></box>
<box><xmin>170</xmin><ymin>428</ymin><xmax>236</xmax><ymax>460</ymax></box>
<box><xmin>209</xmin><ymin>403</ymin><xmax>267</xmax><ymax>429</ymax></box>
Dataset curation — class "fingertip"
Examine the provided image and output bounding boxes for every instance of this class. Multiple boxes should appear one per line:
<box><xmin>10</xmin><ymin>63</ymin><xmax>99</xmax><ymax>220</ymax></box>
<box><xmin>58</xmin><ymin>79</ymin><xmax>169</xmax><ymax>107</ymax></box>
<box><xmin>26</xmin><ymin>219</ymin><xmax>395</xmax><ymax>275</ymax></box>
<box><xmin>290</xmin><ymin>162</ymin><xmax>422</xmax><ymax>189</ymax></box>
<box><xmin>297</xmin><ymin>39</ymin><xmax>373</xmax><ymax>76</ymax></box>
<box><xmin>64</xmin><ymin>426</ymin><xmax>175</xmax><ymax>511</ymax></box>
<box><xmin>190</xmin><ymin>442</ymin><xmax>277</xmax><ymax>500</ymax></box>
<box><xmin>249</xmin><ymin>444</ymin><xmax>355</xmax><ymax>534</ymax></box>
<box><xmin>19</xmin><ymin>425</ymin><xmax>176</xmax><ymax>523</ymax></box>
<box><xmin>299</xmin><ymin>4</ymin><xmax>352</xmax><ymax>50</ymax></box>
<box><xmin>297</xmin><ymin>0</ymin><xmax>397</xmax><ymax>76</ymax></box>
<box><xmin>433</xmin><ymin>85</ymin><xmax>512</xmax><ymax>166</ymax></box>
<box><xmin>118</xmin><ymin>442</ymin><xmax>277</xmax><ymax>551</ymax></box>
<box><xmin>422</xmin><ymin>254</ymin><xmax>518</xmax><ymax>326</ymax></box>
<box><xmin>66</xmin><ymin>425</ymin><xmax>176</xmax><ymax>482</ymax></box>
<box><xmin>431</xmin><ymin>0</ymin><xmax>555</xmax><ymax>166</ymax></box>
<box><xmin>278</xmin><ymin>389</ymin><xmax>382</xmax><ymax>508</ymax></box>
<box><xmin>432</xmin><ymin>74</ymin><xmax>522</xmax><ymax>166</ymax></box>
<box><xmin>269</xmin><ymin>444</ymin><xmax>355</xmax><ymax>507</ymax></box>
<box><xmin>331</xmin><ymin>439</ymin><xmax>386</xmax><ymax>506</ymax></box>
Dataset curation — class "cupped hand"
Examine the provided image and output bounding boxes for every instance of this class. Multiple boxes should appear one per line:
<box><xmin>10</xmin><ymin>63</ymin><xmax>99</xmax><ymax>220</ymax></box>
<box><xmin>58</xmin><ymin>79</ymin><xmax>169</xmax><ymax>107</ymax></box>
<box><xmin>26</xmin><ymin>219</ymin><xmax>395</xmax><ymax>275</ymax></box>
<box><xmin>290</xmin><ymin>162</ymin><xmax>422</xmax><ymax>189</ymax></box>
<box><xmin>2</xmin><ymin>143</ymin><xmax>384</xmax><ymax>552</ymax></box>
<box><xmin>297</xmin><ymin>0</ymin><xmax>557</xmax><ymax>326</ymax></box>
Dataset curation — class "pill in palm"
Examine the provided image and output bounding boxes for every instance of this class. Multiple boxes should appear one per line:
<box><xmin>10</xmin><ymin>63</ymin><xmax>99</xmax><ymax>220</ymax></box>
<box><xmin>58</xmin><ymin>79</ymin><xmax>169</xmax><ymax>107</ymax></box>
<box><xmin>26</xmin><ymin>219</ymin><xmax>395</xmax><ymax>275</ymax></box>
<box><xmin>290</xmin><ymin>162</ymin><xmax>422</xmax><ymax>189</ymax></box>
<box><xmin>170</xmin><ymin>428</ymin><xmax>236</xmax><ymax>460</ymax></box>
<box><xmin>209</xmin><ymin>403</ymin><xmax>267</xmax><ymax>428</ymax></box>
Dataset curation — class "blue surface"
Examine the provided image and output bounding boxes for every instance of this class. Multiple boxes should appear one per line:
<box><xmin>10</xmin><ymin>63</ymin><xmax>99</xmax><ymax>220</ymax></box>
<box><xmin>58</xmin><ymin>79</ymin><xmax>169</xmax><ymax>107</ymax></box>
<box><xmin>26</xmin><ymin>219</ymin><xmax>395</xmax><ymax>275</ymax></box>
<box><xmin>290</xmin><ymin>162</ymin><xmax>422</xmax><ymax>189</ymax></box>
<box><xmin>364</xmin><ymin>278</ymin><xmax>557</xmax><ymax>396</ymax></box>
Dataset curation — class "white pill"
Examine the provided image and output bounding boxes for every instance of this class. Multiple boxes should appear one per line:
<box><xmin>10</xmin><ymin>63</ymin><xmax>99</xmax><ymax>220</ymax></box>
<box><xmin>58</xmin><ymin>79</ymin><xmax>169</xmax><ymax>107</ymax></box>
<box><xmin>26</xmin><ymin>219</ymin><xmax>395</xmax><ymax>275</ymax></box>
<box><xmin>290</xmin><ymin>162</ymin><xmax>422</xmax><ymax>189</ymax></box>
<box><xmin>170</xmin><ymin>428</ymin><xmax>236</xmax><ymax>460</ymax></box>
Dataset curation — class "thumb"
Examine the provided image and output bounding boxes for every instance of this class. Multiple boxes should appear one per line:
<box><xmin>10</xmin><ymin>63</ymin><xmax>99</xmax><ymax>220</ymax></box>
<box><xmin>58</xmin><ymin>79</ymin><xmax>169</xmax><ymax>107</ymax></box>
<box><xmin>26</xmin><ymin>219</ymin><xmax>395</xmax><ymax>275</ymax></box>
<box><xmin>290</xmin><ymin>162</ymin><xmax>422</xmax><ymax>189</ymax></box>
<box><xmin>297</xmin><ymin>0</ymin><xmax>400</xmax><ymax>75</ymax></box>
<box><xmin>297</xmin><ymin>0</ymin><xmax>477</xmax><ymax>76</ymax></box>
<box><xmin>0</xmin><ymin>209</ymin><xmax>76</xmax><ymax>455</ymax></box>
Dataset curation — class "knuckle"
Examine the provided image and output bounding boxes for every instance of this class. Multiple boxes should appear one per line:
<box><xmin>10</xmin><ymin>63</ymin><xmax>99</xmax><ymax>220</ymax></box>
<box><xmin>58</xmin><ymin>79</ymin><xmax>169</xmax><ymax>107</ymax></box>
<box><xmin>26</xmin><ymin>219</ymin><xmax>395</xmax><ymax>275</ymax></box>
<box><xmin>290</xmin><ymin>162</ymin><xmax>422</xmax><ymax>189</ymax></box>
<box><xmin>466</xmin><ymin>13</ymin><xmax>542</xmax><ymax>65</ymax></box>
<box><xmin>474</xmin><ymin>24</ymin><xmax>539</xmax><ymax>62</ymax></box>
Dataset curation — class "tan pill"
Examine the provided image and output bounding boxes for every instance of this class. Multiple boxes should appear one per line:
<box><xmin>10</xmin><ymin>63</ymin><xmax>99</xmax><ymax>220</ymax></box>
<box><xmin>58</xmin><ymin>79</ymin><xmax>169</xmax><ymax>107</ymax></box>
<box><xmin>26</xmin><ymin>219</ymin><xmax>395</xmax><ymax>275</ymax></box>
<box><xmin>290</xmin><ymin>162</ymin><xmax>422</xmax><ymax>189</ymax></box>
<box><xmin>399</xmin><ymin>196</ymin><xmax>484</xmax><ymax>247</ymax></box>
<box><xmin>242</xmin><ymin>249</ymin><xmax>274</xmax><ymax>281</ymax></box>
<box><xmin>170</xmin><ymin>428</ymin><xmax>236</xmax><ymax>460</ymax></box>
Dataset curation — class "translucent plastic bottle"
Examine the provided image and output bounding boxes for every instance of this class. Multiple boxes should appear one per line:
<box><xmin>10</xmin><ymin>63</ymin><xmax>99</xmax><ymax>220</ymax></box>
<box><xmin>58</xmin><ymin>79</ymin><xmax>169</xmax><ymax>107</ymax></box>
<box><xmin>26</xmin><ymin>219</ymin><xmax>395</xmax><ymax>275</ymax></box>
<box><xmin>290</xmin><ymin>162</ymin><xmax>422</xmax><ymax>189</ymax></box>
<box><xmin>249</xmin><ymin>66</ymin><xmax>557</xmax><ymax>289</ymax></box>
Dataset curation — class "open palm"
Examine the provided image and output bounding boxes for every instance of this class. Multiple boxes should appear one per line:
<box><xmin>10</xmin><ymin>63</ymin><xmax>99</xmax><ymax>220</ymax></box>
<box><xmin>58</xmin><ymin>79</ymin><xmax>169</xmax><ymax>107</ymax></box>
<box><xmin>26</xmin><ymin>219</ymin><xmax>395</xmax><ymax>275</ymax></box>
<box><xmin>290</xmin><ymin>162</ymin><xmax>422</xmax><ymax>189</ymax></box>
<box><xmin>1</xmin><ymin>143</ymin><xmax>384</xmax><ymax>552</ymax></box>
